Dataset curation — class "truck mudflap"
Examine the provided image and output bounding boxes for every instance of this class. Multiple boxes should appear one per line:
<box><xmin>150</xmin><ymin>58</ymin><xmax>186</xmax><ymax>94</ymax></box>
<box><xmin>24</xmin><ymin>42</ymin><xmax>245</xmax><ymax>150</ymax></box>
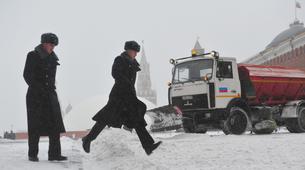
<box><xmin>281</xmin><ymin>100</ymin><xmax>305</xmax><ymax>118</ymax></box>
<box><xmin>146</xmin><ymin>105</ymin><xmax>183</xmax><ymax>132</ymax></box>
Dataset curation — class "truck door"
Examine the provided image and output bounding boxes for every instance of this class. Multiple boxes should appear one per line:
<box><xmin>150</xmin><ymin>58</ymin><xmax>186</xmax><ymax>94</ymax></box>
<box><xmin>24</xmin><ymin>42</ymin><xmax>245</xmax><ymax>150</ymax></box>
<box><xmin>214</xmin><ymin>60</ymin><xmax>241</xmax><ymax>108</ymax></box>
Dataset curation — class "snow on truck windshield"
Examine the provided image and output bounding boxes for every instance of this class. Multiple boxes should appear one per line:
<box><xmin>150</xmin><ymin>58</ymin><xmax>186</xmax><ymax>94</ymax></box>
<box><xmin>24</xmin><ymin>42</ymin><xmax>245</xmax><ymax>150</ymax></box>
<box><xmin>173</xmin><ymin>59</ymin><xmax>213</xmax><ymax>83</ymax></box>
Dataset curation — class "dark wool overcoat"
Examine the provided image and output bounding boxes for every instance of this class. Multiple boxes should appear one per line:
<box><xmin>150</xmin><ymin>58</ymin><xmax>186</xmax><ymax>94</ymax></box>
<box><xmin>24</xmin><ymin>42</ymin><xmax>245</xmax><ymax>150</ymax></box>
<box><xmin>92</xmin><ymin>52</ymin><xmax>147</xmax><ymax>128</ymax></box>
<box><xmin>23</xmin><ymin>44</ymin><xmax>65</xmax><ymax>136</ymax></box>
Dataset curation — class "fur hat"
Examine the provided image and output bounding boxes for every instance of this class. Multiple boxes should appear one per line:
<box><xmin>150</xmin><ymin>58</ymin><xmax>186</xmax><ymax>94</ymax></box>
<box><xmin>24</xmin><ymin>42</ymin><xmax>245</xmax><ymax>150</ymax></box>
<box><xmin>124</xmin><ymin>41</ymin><xmax>140</xmax><ymax>52</ymax></box>
<box><xmin>41</xmin><ymin>33</ymin><xmax>59</xmax><ymax>46</ymax></box>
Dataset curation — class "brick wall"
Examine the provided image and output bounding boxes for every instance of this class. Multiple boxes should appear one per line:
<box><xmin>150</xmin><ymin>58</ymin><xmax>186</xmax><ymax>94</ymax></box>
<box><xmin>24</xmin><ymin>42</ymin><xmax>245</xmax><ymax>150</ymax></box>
<box><xmin>15</xmin><ymin>130</ymin><xmax>89</xmax><ymax>140</ymax></box>
<box><xmin>262</xmin><ymin>45</ymin><xmax>305</xmax><ymax>70</ymax></box>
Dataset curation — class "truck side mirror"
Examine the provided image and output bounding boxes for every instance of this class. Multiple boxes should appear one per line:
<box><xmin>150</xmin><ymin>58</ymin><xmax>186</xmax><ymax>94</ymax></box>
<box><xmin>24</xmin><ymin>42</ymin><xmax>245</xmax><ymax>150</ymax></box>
<box><xmin>216</xmin><ymin>66</ymin><xmax>222</xmax><ymax>78</ymax></box>
<box><xmin>216</xmin><ymin>60</ymin><xmax>225</xmax><ymax>81</ymax></box>
<box><xmin>203</xmin><ymin>73</ymin><xmax>213</xmax><ymax>82</ymax></box>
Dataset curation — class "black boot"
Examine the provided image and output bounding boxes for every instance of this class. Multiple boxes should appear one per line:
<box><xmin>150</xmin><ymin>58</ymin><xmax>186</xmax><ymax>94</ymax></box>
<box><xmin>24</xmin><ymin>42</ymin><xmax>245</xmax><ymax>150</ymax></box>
<box><xmin>82</xmin><ymin>122</ymin><xmax>107</xmax><ymax>153</ymax></box>
<box><xmin>28</xmin><ymin>156</ymin><xmax>39</xmax><ymax>162</ymax></box>
<box><xmin>48</xmin><ymin>133</ymin><xmax>66</xmax><ymax>161</ymax></box>
<box><xmin>28</xmin><ymin>133</ymin><xmax>40</xmax><ymax>162</ymax></box>
<box><xmin>82</xmin><ymin>136</ymin><xmax>92</xmax><ymax>153</ymax></box>
<box><xmin>48</xmin><ymin>155</ymin><xmax>68</xmax><ymax>161</ymax></box>
<box><xmin>144</xmin><ymin>141</ymin><xmax>162</xmax><ymax>156</ymax></box>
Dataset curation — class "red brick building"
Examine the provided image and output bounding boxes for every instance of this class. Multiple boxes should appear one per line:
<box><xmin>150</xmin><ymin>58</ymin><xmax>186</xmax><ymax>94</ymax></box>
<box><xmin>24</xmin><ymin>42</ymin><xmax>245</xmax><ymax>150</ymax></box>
<box><xmin>14</xmin><ymin>130</ymin><xmax>89</xmax><ymax>140</ymax></box>
<box><xmin>244</xmin><ymin>20</ymin><xmax>305</xmax><ymax>71</ymax></box>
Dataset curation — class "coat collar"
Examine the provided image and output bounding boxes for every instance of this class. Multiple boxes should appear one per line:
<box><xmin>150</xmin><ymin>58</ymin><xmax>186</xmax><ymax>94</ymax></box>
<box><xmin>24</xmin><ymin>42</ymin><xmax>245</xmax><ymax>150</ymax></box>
<box><xmin>121</xmin><ymin>52</ymin><xmax>141</xmax><ymax>71</ymax></box>
<box><xmin>35</xmin><ymin>44</ymin><xmax>59</xmax><ymax>61</ymax></box>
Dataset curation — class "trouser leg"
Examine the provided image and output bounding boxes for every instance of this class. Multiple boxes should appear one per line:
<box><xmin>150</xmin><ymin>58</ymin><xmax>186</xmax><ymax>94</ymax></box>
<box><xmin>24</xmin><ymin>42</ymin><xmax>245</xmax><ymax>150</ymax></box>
<box><xmin>28</xmin><ymin>133</ymin><xmax>40</xmax><ymax>157</ymax></box>
<box><xmin>48</xmin><ymin>133</ymin><xmax>61</xmax><ymax>157</ymax></box>
<box><xmin>86</xmin><ymin>122</ymin><xmax>106</xmax><ymax>141</ymax></box>
<box><xmin>135</xmin><ymin>126</ymin><xmax>154</xmax><ymax>149</ymax></box>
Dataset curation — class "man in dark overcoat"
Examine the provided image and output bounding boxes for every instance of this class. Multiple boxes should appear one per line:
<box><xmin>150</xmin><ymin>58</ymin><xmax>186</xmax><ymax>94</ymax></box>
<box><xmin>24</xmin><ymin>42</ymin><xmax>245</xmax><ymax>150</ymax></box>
<box><xmin>23</xmin><ymin>33</ymin><xmax>67</xmax><ymax>162</ymax></box>
<box><xmin>82</xmin><ymin>41</ymin><xmax>161</xmax><ymax>155</ymax></box>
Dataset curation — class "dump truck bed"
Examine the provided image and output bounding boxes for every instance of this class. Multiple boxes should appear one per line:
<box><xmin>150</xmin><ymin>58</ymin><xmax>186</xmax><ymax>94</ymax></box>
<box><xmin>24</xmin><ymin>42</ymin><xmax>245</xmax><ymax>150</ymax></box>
<box><xmin>238</xmin><ymin>64</ymin><xmax>305</xmax><ymax>106</ymax></box>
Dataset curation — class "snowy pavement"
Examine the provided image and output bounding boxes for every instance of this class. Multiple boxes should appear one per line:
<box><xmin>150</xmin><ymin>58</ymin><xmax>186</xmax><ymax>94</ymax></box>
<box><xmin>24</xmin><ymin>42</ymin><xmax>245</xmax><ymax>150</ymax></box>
<box><xmin>1</xmin><ymin>129</ymin><xmax>305</xmax><ymax>170</ymax></box>
<box><xmin>0</xmin><ymin>137</ymin><xmax>83</xmax><ymax>170</ymax></box>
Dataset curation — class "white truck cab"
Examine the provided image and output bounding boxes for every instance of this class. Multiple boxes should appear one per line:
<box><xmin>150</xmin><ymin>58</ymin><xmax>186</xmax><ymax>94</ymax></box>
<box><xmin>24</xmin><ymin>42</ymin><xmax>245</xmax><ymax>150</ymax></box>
<box><xmin>169</xmin><ymin>52</ymin><xmax>241</xmax><ymax>111</ymax></box>
<box><xmin>168</xmin><ymin>50</ymin><xmax>244</xmax><ymax>133</ymax></box>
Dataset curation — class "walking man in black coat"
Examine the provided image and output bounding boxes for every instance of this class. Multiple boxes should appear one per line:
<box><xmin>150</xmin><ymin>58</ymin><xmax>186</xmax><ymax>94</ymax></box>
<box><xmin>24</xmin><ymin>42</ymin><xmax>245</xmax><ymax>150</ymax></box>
<box><xmin>23</xmin><ymin>33</ymin><xmax>67</xmax><ymax>162</ymax></box>
<box><xmin>82</xmin><ymin>41</ymin><xmax>161</xmax><ymax>155</ymax></box>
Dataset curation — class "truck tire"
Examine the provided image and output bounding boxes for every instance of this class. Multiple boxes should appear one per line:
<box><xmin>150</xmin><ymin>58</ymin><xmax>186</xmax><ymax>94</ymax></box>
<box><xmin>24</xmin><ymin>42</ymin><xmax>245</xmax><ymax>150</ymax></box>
<box><xmin>194</xmin><ymin>124</ymin><xmax>208</xmax><ymax>133</ymax></box>
<box><xmin>182</xmin><ymin>118</ymin><xmax>207</xmax><ymax>133</ymax></box>
<box><xmin>225</xmin><ymin>107</ymin><xmax>249</xmax><ymax>135</ymax></box>
<box><xmin>285</xmin><ymin>107</ymin><xmax>305</xmax><ymax>133</ymax></box>
<box><xmin>182</xmin><ymin>118</ymin><xmax>195</xmax><ymax>133</ymax></box>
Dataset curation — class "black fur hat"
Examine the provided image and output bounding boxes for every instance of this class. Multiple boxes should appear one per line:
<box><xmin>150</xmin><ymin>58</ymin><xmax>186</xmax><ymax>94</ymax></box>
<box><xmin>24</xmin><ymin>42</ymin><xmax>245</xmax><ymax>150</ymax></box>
<box><xmin>41</xmin><ymin>33</ymin><xmax>59</xmax><ymax>46</ymax></box>
<box><xmin>124</xmin><ymin>41</ymin><xmax>140</xmax><ymax>52</ymax></box>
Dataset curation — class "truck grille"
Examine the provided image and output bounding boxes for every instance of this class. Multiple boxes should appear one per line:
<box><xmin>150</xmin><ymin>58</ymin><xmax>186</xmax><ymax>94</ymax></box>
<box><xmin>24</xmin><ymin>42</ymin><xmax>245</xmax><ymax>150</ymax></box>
<box><xmin>172</xmin><ymin>94</ymin><xmax>208</xmax><ymax>110</ymax></box>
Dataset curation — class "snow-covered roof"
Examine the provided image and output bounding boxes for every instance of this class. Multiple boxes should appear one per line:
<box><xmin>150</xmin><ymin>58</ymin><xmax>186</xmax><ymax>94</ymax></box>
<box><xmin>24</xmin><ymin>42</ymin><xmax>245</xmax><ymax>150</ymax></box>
<box><xmin>266</xmin><ymin>20</ymin><xmax>305</xmax><ymax>49</ymax></box>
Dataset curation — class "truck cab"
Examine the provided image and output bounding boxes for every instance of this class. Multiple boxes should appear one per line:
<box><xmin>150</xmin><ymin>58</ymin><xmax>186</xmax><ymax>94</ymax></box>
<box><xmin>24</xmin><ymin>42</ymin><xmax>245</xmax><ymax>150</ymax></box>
<box><xmin>170</xmin><ymin>55</ymin><xmax>241</xmax><ymax>109</ymax></box>
<box><xmin>168</xmin><ymin>50</ymin><xmax>245</xmax><ymax>133</ymax></box>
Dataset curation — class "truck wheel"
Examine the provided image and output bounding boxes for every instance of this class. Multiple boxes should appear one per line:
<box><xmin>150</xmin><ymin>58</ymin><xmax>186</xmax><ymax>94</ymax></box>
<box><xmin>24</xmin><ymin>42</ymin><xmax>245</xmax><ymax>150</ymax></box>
<box><xmin>285</xmin><ymin>107</ymin><xmax>305</xmax><ymax>133</ymax></box>
<box><xmin>225</xmin><ymin>107</ymin><xmax>249</xmax><ymax>135</ymax></box>
<box><xmin>182</xmin><ymin>118</ymin><xmax>195</xmax><ymax>133</ymax></box>
<box><xmin>194</xmin><ymin>124</ymin><xmax>208</xmax><ymax>134</ymax></box>
<box><xmin>182</xmin><ymin>118</ymin><xmax>207</xmax><ymax>133</ymax></box>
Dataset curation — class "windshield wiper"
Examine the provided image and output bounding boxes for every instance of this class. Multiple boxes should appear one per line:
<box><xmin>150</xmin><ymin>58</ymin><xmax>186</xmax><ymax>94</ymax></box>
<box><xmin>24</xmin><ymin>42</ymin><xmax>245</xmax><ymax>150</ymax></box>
<box><xmin>179</xmin><ymin>78</ymin><xmax>200</xmax><ymax>83</ymax></box>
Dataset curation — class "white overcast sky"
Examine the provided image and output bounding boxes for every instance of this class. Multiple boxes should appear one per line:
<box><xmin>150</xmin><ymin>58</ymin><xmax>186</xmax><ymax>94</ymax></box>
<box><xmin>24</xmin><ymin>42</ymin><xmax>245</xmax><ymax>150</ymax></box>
<box><xmin>0</xmin><ymin>0</ymin><xmax>304</xmax><ymax>133</ymax></box>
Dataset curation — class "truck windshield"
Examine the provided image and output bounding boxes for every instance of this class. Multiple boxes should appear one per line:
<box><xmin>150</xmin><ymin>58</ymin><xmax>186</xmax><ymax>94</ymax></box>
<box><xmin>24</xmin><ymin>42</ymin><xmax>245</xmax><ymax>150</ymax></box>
<box><xmin>173</xmin><ymin>59</ymin><xmax>213</xmax><ymax>83</ymax></box>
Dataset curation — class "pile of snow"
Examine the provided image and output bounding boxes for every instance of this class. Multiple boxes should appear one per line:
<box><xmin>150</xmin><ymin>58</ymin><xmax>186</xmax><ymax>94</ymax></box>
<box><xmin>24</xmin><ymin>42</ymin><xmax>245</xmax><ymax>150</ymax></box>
<box><xmin>82</xmin><ymin>128</ymin><xmax>162</xmax><ymax>170</ymax></box>
<box><xmin>81</xmin><ymin>130</ymin><xmax>305</xmax><ymax>170</ymax></box>
<box><xmin>64</xmin><ymin>95</ymin><xmax>156</xmax><ymax>131</ymax></box>
<box><xmin>89</xmin><ymin>129</ymin><xmax>137</xmax><ymax>158</ymax></box>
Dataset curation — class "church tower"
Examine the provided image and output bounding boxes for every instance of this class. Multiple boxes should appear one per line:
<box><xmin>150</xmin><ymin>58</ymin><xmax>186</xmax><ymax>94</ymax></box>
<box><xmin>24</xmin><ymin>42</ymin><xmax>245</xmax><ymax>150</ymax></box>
<box><xmin>137</xmin><ymin>41</ymin><xmax>157</xmax><ymax>105</ymax></box>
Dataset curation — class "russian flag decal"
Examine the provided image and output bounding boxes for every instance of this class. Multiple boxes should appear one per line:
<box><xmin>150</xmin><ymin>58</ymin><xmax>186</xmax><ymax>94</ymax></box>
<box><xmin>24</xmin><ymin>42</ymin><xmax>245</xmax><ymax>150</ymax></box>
<box><xmin>219</xmin><ymin>87</ymin><xmax>228</xmax><ymax>93</ymax></box>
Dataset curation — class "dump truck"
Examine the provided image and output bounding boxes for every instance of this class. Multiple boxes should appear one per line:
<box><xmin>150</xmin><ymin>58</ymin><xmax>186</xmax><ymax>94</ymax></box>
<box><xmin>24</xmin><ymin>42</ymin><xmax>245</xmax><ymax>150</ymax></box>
<box><xmin>148</xmin><ymin>48</ymin><xmax>305</xmax><ymax>135</ymax></box>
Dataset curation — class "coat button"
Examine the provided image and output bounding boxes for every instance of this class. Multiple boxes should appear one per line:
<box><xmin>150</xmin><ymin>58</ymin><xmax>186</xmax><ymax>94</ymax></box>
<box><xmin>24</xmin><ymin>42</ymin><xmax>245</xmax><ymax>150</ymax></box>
<box><xmin>46</xmin><ymin>82</ymin><xmax>49</xmax><ymax>86</ymax></box>
<box><xmin>46</xmin><ymin>75</ymin><xmax>48</xmax><ymax>78</ymax></box>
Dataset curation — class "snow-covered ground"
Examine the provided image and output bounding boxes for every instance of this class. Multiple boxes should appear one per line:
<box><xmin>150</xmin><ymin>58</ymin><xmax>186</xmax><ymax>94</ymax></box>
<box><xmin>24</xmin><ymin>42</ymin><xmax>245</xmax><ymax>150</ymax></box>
<box><xmin>1</xmin><ymin>129</ymin><xmax>305</xmax><ymax>170</ymax></box>
<box><xmin>0</xmin><ymin>137</ymin><xmax>83</xmax><ymax>170</ymax></box>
